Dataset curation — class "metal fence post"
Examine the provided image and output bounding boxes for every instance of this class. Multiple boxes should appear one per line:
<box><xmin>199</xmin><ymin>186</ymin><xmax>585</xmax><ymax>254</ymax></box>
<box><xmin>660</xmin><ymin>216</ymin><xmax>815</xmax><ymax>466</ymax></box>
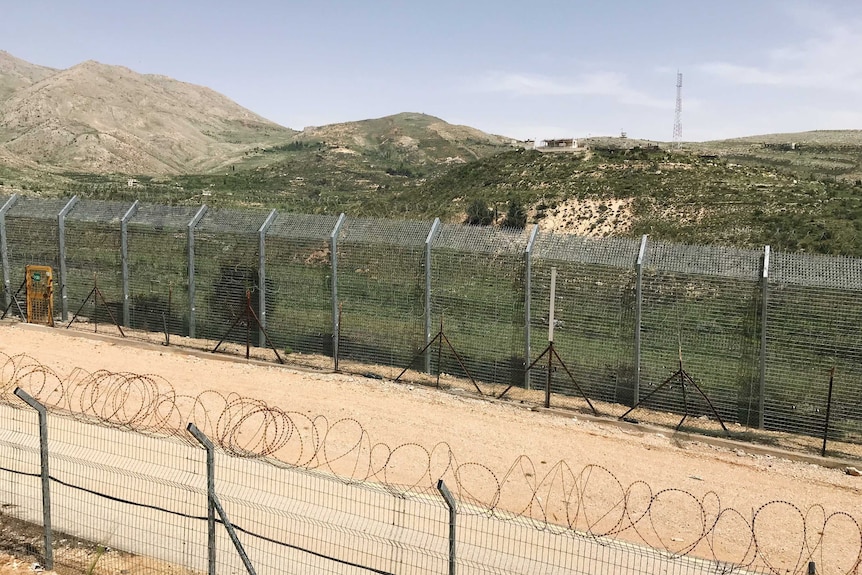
<box><xmin>120</xmin><ymin>200</ymin><xmax>139</xmax><ymax>327</ymax></box>
<box><xmin>258</xmin><ymin>209</ymin><xmax>277</xmax><ymax>347</ymax></box>
<box><xmin>437</xmin><ymin>479</ymin><xmax>456</xmax><ymax>575</ymax></box>
<box><xmin>0</xmin><ymin>194</ymin><xmax>19</xmax><ymax>308</ymax></box>
<box><xmin>424</xmin><ymin>218</ymin><xmax>441</xmax><ymax>374</ymax></box>
<box><xmin>329</xmin><ymin>213</ymin><xmax>346</xmax><ymax>370</ymax></box>
<box><xmin>13</xmin><ymin>387</ymin><xmax>53</xmax><ymax>570</ymax></box>
<box><xmin>633</xmin><ymin>235</ymin><xmax>648</xmax><ymax>406</ymax></box>
<box><xmin>523</xmin><ymin>224</ymin><xmax>539</xmax><ymax>389</ymax></box>
<box><xmin>187</xmin><ymin>423</ymin><xmax>257</xmax><ymax>575</ymax></box>
<box><xmin>57</xmin><ymin>196</ymin><xmax>79</xmax><ymax>322</ymax></box>
<box><xmin>187</xmin><ymin>206</ymin><xmax>208</xmax><ymax>339</ymax></box>
<box><xmin>759</xmin><ymin>245</ymin><xmax>770</xmax><ymax>430</ymax></box>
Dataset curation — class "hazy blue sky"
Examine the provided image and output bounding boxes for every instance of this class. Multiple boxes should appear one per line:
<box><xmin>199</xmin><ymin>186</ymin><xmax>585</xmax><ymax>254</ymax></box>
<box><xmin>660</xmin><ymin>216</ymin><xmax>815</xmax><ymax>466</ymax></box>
<box><xmin>2</xmin><ymin>0</ymin><xmax>861</xmax><ymax>141</ymax></box>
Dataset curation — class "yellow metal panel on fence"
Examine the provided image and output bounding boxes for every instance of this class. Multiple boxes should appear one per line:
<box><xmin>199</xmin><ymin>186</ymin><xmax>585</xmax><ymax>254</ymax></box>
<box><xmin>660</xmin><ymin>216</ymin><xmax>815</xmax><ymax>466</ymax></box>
<box><xmin>25</xmin><ymin>265</ymin><xmax>54</xmax><ymax>326</ymax></box>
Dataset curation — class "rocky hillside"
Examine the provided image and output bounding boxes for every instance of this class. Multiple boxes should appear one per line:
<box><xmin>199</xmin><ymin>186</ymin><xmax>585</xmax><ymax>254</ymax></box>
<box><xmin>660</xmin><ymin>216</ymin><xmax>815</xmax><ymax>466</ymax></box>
<box><xmin>0</xmin><ymin>52</ymin><xmax>296</xmax><ymax>174</ymax></box>
<box><xmin>0</xmin><ymin>51</ymin><xmax>57</xmax><ymax>103</ymax></box>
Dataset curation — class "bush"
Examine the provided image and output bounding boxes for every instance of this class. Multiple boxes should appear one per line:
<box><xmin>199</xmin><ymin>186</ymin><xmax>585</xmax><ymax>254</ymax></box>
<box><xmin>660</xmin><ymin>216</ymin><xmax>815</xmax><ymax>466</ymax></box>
<box><xmin>502</xmin><ymin>198</ymin><xmax>527</xmax><ymax>229</ymax></box>
<box><xmin>466</xmin><ymin>199</ymin><xmax>493</xmax><ymax>226</ymax></box>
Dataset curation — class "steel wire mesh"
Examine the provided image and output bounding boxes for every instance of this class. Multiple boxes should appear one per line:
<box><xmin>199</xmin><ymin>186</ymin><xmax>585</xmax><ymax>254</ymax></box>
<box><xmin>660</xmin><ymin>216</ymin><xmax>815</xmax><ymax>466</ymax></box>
<box><xmin>764</xmin><ymin>251</ymin><xmax>862</xmax><ymax>444</ymax></box>
<box><xmin>337</xmin><ymin>217</ymin><xmax>431</xmax><ymax>371</ymax></box>
<box><xmin>63</xmin><ymin>200</ymin><xmax>131</xmax><ymax>329</ymax></box>
<box><xmin>0</xmin><ymin>404</ymin><xmax>42</xmax><ymax>545</ymax></box>
<box><xmin>3</xmin><ymin>197</ymin><xmax>68</xmax><ymax>319</ymax></box>
<box><xmin>2</xmin><ymin>198</ymin><xmax>862</xmax><ymax>451</ymax></box>
<box><xmin>530</xmin><ymin>235</ymin><xmax>640</xmax><ymax>407</ymax></box>
<box><xmin>0</xmin><ymin>355</ymin><xmax>854</xmax><ymax>574</ymax></box>
<box><xmin>637</xmin><ymin>242</ymin><xmax>762</xmax><ymax>427</ymax></box>
<box><xmin>264</xmin><ymin>213</ymin><xmax>339</xmax><ymax>361</ymax></box>
<box><xmin>429</xmin><ymin>225</ymin><xmax>529</xmax><ymax>386</ymax></box>
<box><xmin>46</xmin><ymin>414</ymin><xmax>207</xmax><ymax>573</ymax></box>
<box><xmin>126</xmin><ymin>204</ymin><xmax>202</xmax><ymax>337</ymax></box>
<box><xmin>212</xmin><ymin>456</ymin><xmax>450</xmax><ymax>575</ymax></box>
<box><xmin>193</xmin><ymin>208</ymin><xmax>271</xmax><ymax>342</ymax></box>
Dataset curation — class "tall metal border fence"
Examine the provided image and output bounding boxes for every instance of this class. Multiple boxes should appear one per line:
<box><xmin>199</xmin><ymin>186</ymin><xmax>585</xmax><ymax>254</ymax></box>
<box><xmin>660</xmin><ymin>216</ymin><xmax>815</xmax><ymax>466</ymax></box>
<box><xmin>1</xmin><ymin>195</ymin><xmax>861</xmax><ymax>452</ymax></box>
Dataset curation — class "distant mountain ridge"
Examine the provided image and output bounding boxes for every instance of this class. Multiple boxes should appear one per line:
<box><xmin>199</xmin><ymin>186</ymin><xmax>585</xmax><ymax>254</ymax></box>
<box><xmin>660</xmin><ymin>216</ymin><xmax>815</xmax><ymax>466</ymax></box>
<box><xmin>0</xmin><ymin>52</ymin><xmax>514</xmax><ymax>177</ymax></box>
<box><xmin>0</xmin><ymin>52</ymin><xmax>297</xmax><ymax>174</ymax></box>
<box><xmin>0</xmin><ymin>51</ymin><xmax>57</xmax><ymax>103</ymax></box>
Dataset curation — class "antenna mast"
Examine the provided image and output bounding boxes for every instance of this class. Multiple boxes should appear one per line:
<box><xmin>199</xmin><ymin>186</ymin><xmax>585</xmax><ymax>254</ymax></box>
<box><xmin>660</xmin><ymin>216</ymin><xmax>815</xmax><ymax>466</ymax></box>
<box><xmin>673</xmin><ymin>72</ymin><xmax>683</xmax><ymax>149</ymax></box>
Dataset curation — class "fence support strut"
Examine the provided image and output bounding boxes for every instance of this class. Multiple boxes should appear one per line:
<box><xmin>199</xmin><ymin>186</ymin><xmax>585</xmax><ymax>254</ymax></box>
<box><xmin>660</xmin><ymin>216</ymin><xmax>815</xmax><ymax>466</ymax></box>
<box><xmin>424</xmin><ymin>218</ymin><xmax>441</xmax><ymax>374</ymax></box>
<box><xmin>187</xmin><ymin>423</ymin><xmax>257</xmax><ymax>575</ymax></box>
<box><xmin>329</xmin><ymin>213</ymin><xmax>346</xmax><ymax>371</ymax></box>
<box><xmin>524</xmin><ymin>224</ymin><xmax>539</xmax><ymax>389</ymax></box>
<box><xmin>437</xmin><ymin>479</ymin><xmax>457</xmax><ymax>575</ymax></box>
<box><xmin>258</xmin><ymin>209</ymin><xmax>277</xmax><ymax>347</ymax></box>
<box><xmin>187</xmin><ymin>206</ymin><xmax>208</xmax><ymax>339</ymax></box>
<box><xmin>759</xmin><ymin>245</ymin><xmax>770</xmax><ymax>430</ymax></box>
<box><xmin>13</xmin><ymin>388</ymin><xmax>53</xmax><ymax>570</ymax></box>
<box><xmin>0</xmin><ymin>194</ymin><xmax>19</xmax><ymax>309</ymax></box>
<box><xmin>58</xmin><ymin>196</ymin><xmax>79</xmax><ymax>322</ymax></box>
<box><xmin>634</xmin><ymin>235</ymin><xmax>648</xmax><ymax>406</ymax></box>
<box><xmin>120</xmin><ymin>201</ymin><xmax>139</xmax><ymax>327</ymax></box>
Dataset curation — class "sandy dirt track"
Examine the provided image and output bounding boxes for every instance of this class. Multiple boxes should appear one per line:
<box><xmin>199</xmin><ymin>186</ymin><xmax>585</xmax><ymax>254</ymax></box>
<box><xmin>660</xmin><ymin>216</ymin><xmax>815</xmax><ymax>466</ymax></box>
<box><xmin>0</xmin><ymin>321</ymin><xmax>860</xmax><ymax>574</ymax></box>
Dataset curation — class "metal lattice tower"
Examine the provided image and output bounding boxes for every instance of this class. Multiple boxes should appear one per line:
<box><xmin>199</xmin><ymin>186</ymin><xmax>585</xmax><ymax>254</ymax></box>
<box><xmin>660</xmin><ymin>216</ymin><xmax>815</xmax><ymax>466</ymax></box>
<box><xmin>672</xmin><ymin>72</ymin><xmax>683</xmax><ymax>148</ymax></box>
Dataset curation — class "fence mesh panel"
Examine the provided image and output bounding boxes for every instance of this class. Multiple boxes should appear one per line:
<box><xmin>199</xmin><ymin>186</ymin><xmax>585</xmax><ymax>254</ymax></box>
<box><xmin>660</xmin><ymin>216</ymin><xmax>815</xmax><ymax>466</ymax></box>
<box><xmin>193</xmin><ymin>208</ymin><xmax>270</xmax><ymax>343</ymax></box>
<box><xmin>430</xmin><ymin>225</ymin><xmax>529</xmax><ymax>387</ymax></box>
<box><xmin>337</xmin><ymin>217</ymin><xmax>431</xmax><ymax>372</ymax></box>
<box><xmin>4</xmin><ymin>197</ymin><xmax>68</xmax><ymax>320</ymax></box>
<box><xmin>765</xmin><ymin>252</ymin><xmax>862</xmax><ymax>449</ymax></box>
<box><xmin>264</xmin><ymin>213</ymin><xmax>339</xmax><ymax>362</ymax></box>
<box><xmin>0</xmin><ymin>404</ymin><xmax>42</xmax><ymax>547</ymax></box>
<box><xmin>637</xmin><ymin>242</ymin><xmax>763</xmax><ymax>428</ymax></box>
<box><xmin>64</xmin><ymin>200</ymin><xmax>132</xmax><ymax>329</ymax></box>
<box><xmin>127</xmin><ymin>204</ymin><xmax>201</xmax><ymax>338</ymax></box>
<box><xmin>530</xmin><ymin>234</ymin><xmax>640</xmax><ymax>407</ymax></box>
<box><xmin>46</xmin><ymin>415</ymin><xmax>206</xmax><ymax>574</ymax></box>
<box><xmin>213</xmin><ymin>456</ymin><xmax>449</xmax><ymax>575</ymax></box>
<box><xmin>1</xmin><ymin>198</ymin><xmax>861</xmax><ymax>450</ymax></box>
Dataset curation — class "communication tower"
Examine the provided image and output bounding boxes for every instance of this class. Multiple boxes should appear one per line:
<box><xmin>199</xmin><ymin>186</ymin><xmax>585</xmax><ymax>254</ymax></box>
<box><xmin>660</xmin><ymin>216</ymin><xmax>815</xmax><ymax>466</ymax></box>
<box><xmin>673</xmin><ymin>72</ymin><xmax>683</xmax><ymax>148</ymax></box>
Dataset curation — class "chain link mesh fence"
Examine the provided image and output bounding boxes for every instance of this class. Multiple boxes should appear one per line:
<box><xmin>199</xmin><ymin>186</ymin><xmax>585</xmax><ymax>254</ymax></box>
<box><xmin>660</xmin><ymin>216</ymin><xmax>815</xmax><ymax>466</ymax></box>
<box><xmin>429</xmin><ymin>224</ymin><xmax>530</xmax><ymax>388</ymax></box>
<box><xmin>1</xmin><ymin>196</ymin><xmax>861</xmax><ymax>451</ymax></box>
<box><xmin>3</xmin><ymin>197</ymin><xmax>69</xmax><ymax>320</ymax></box>
<box><xmin>192</xmin><ymin>208</ymin><xmax>271</xmax><ymax>343</ymax></box>
<box><xmin>637</xmin><ymin>242</ymin><xmax>762</xmax><ymax>429</ymax></box>
<box><xmin>765</xmin><ymin>251</ymin><xmax>862</xmax><ymax>446</ymax></box>
<box><xmin>64</xmin><ymin>200</ymin><xmax>132</xmax><ymax>329</ymax></box>
<box><xmin>337</xmin><ymin>217</ymin><xmax>431</xmax><ymax>371</ymax></box>
<box><xmin>530</xmin><ymin>235</ymin><xmax>640</xmax><ymax>408</ymax></box>
<box><xmin>126</xmin><ymin>204</ymin><xmax>202</xmax><ymax>337</ymax></box>
<box><xmin>264</xmin><ymin>213</ymin><xmax>339</xmax><ymax>362</ymax></box>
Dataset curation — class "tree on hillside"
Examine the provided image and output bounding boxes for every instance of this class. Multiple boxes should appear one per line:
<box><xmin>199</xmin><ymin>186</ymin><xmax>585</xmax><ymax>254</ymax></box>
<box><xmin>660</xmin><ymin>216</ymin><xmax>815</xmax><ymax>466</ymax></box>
<box><xmin>466</xmin><ymin>199</ymin><xmax>493</xmax><ymax>226</ymax></box>
<box><xmin>502</xmin><ymin>198</ymin><xmax>527</xmax><ymax>229</ymax></box>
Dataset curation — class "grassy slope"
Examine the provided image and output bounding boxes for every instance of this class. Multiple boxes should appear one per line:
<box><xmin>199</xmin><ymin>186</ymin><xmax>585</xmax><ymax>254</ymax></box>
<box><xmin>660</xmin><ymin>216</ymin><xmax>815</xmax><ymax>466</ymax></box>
<box><xmin>5</xmin><ymin>130</ymin><xmax>862</xmax><ymax>256</ymax></box>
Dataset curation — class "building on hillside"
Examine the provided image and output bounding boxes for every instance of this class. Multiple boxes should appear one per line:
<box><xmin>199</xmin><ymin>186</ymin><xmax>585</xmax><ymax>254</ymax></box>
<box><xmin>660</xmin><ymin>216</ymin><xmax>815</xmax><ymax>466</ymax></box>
<box><xmin>539</xmin><ymin>138</ymin><xmax>578</xmax><ymax>150</ymax></box>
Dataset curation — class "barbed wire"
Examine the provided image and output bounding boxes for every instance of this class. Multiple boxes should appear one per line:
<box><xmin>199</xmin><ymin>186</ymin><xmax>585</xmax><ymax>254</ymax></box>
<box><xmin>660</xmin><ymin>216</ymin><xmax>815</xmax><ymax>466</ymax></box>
<box><xmin>1</xmin><ymin>350</ymin><xmax>859</xmax><ymax>574</ymax></box>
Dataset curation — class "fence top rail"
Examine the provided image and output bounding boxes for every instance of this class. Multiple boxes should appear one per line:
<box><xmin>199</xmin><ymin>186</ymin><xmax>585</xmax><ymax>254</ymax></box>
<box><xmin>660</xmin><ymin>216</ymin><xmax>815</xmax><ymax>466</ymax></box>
<box><xmin>533</xmin><ymin>233</ymin><xmax>641</xmax><ymax>268</ymax></box>
<box><xmin>771</xmin><ymin>250</ymin><xmax>862</xmax><ymax>289</ymax></box>
<box><xmin>128</xmin><ymin>204</ymin><xmax>206</xmax><ymax>230</ymax></box>
<box><xmin>645</xmin><ymin>240</ymin><xmax>763</xmax><ymax>280</ymax></box>
<box><xmin>197</xmin><ymin>207</ymin><xmax>272</xmax><ymax>234</ymax></box>
<box><xmin>65</xmin><ymin>199</ymin><xmax>135</xmax><ymax>224</ymax></box>
<box><xmin>434</xmin><ymin>223</ymin><xmax>531</xmax><ymax>254</ymax></box>
<box><xmin>6</xmin><ymin>196</ymin><xmax>72</xmax><ymax>220</ymax></box>
<box><xmin>340</xmin><ymin>216</ymin><xmax>434</xmax><ymax>247</ymax></box>
<box><xmin>266</xmin><ymin>212</ymin><xmax>341</xmax><ymax>240</ymax></box>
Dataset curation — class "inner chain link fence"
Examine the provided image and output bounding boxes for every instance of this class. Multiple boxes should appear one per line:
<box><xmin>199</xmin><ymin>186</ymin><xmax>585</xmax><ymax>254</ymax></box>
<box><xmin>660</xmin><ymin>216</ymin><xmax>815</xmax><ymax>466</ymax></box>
<box><xmin>0</xmin><ymin>195</ymin><xmax>861</xmax><ymax>456</ymax></box>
